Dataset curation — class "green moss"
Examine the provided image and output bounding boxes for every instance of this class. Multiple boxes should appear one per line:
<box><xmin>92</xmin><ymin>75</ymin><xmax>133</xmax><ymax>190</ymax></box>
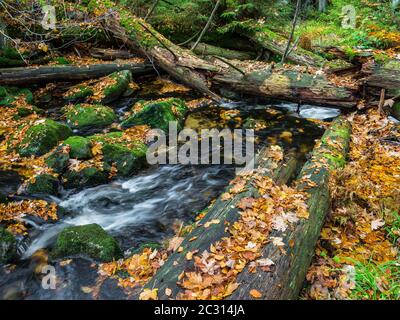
<box><xmin>64</xmin><ymin>136</ymin><xmax>92</xmax><ymax>159</ymax></box>
<box><xmin>64</xmin><ymin>104</ymin><xmax>116</xmax><ymax>129</ymax></box>
<box><xmin>384</xmin><ymin>60</ymin><xmax>400</xmax><ymax>71</ymax></box>
<box><xmin>63</xmin><ymin>167</ymin><xmax>108</xmax><ymax>189</ymax></box>
<box><xmin>53</xmin><ymin>57</ymin><xmax>71</xmax><ymax>65</ymax></box>
<box><xmin>96</xmin><ymin>70</ymin><xmax>132</xmax><ymax>104</ymax></box>
<box><xmin>321</xmin><ymin>152</ymin><xmax>346</xmax><ymax>169</ymax></box>
<box><xmin>0</xmin><ymin>47</ymin><xmax>25</xmax><ymax>67</ymax></box>
<box><xmin>53</xmin><ymin>223</ymin><xmax>122</xmax><ymax>262</ymax></box>
<box><xmin>17</xmin><ymin>119</ymin><xmax>72</xmax><ymax>157</ymax></box>
<box><xmin>0</xmin><ymin>227</ymin><xmax>17</xmax><ymax>264</ymax></box>
<box><xmin>121</xmin><ymin>98</ymin><xmax>188</xmax><ymax>132</ymax></box>
<box><xmin>16</xmin><ymin>106</ymin><xmax>44</xmax><ymax>118</ymax></box>
<box><xmin>0</xmin><ymin>86</ymin><xmax>34</xmax><ymax>107</ymax></box>
<box><xmin>101</xmin><ymin>141</ymin><xmax>147</xmax><ymax>177</ymax></box>
<box><xmin>392</xmin><ymin>102</ymin><xmax>400</xmax><ymax>120</ymax></box>
<box><xmin>27</xmin><ymin>174</ymin><xmax>59</xmax><ymax>196</ymax></box>
<box><xmin>64</xmin><ymin>85</ymin><xmax>94</xmax><ymax>101</ymax></box>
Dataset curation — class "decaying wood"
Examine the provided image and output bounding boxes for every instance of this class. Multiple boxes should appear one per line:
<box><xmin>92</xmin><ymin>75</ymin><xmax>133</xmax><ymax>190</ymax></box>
<box><xmin>365</xmin><ymin>60</ymin><xmax>400</xmax><ymax>97</ymax></box>
<box><xmin>141</xmin><ymin>148</ymin><xmax>300</xmax><ymax>299</ymax></box>
<box><xmin>228</xmin><ymin>117</ymin><xmax>351</xmax><ymax>300</ymax></box>
<box><xmin>0</xmin><ymin>62</ymin><xmax>153</xmax><ymax>85</ymax></box>
<box><xmin>90</xmin><ymin>48</ymin><xmax>136</xmax><ymax>60</ymax></box>
<box><xmin>190</xmin><ymin>42</ymin><xmax>255</xmax><ymax>60</ymax></box>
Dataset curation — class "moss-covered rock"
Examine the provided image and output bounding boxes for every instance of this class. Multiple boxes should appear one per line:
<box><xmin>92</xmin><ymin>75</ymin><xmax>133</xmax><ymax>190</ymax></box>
<box><xmin>89</xmin><ymin>132</ymin><xmax>148</xmax><ymax>177</ymax></box>
<box><xmin>64</xmin><ymin>136</ymin><xmax>92</xmax><ymax>159</ymax></box>
<box><xmin>16</xmin><ymin>119</ymin><xmax>72</xmax><ymax>157</ymax></box>
<box><xmin>63</xmin><ymin>85</ymin><xmax>94</xmax><ymax>102</ymax></box>
<box><xmin>0</xmin><ymin>228</ymin><xmax>17</xmax><ymax>264</ymax></box>
<box><xmin>46</xmin><ymin>145</ymin><xmax>70</xmax><ymax>174</ymax></box>
<box><xmin>64</xmin><ymin>104</ymin><xmax>117</xmax><ymax>130</ymax></box>
<box><xmin>92</xmin><ymin>70</ymin><xmax>132</xmax><ymax>104</ymax></box>
<box><xmin>53</xmin><ymin>223</ymin><xmax>122</xmax><ymax>262</ymax></box>
<box><xmin>26</xmin><ymin>174</ymin><xmax>59</xmax><ymax>196</ymax></box>
<box><xmin>63</xmin><ymin>167</ymin><xmax>108</xmax><ymax>189</ymax></box>
<box><xmin>120</xmin><ymin>98</ymin><xmax>188</xmax><ymax>132</ymax></box>
<box><xmin>0</xmin><ymin>86</ymin><xmax>34</xmax><ymax>107</ymax></box>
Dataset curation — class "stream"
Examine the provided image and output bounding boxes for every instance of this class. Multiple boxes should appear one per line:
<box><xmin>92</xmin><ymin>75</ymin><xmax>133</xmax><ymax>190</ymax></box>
<box><xmin>0</xmin><ymin>94</ymin><xmax>338</xmax><ymax>299</ymax></box>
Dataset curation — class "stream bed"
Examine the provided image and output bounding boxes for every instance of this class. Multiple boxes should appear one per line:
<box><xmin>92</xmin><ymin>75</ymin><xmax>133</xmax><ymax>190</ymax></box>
<box><xmin>0</xmin><ymin>93</ymin><xmax>337</xmax><ymax>299</ymax></box>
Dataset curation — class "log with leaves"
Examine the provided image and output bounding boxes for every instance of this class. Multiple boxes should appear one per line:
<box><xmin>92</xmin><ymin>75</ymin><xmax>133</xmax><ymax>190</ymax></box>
<box><xmin>140</xmin><ymin>147</ymin><xmax>300</xmax><ymax>299</ymax></box>
<box><xmin>228</xmin><ymin>117</ymin><xmax>352</xmax><ymax>299</ymax></box>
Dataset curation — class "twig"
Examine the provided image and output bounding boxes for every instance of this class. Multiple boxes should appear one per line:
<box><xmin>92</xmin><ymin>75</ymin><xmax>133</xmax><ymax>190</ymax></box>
<box><xmin>378</xmin><ymin>88</ymin><xmax>385</xmax><ymax>114</ymax></box>
<box><xmin>144</xmin><ymin>0</ymin><xmax>160</xmax><ymax>21</ymax></box>
<box><xmin>191</xmin><ymin>0</ymin><xmax>221</xmax><ymax>51</ymax></box>
<box><xmin>282</xmin><ymin>0</ymin><xmax>302</xmax><ymax>63</ymax></box>
<box><xmin>212</xmin><ymin>55</ymin><xmax>245</xmax><ymax>75</ymax></box>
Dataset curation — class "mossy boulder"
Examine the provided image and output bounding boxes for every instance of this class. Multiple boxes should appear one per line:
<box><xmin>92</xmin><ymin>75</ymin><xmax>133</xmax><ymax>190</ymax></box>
<box><xmin>120</xmin><ymin>98</ymin><xmax>188</xmax><ymax>132</ymax></box>
<box><xmin>92</xmin><ymin>70</ymin><xmax>132</xmax><ymax>104</ymax></box>
<box><xmin>0</xmin><ymin>86</ymin><xmax>34</xmax><ymax>107</ymax></box>
<box><xmin>53</xmin><ymin>223</ymin><xmax>122</xmax><ymax>262</ymax></box>
<box><xmin>63</xmin><ymin>167</ymin><xmax>108</xmax><ymax>189</ymax></box>
<box><xmin>64</xmin><ymin>104</ymin><xmax>116</xmax><ymax>130</ymax></box>
<box><xmin>26</xmin><ymin>174</ymin><xmax>59</xmax><ymax>196</ymax></box>
<box><xmin>16</xmin><ymin>119</ymin><xmax>72</xmax><ymax>157</ymax></box>
<box><xmin>63</xmin><ymin>85</ymin><xmax>94</xmax><ymax>102</ymax></box>
<box><xmin>46</xmin><ymin>145</ymin><xmax>70</xmax><ymax>174</ymax></box>
<box><xmin>64</xmin><ymin>136</ymin><xmax>92</xmax><ymax>159</ymax></box>
<box><xmin>0</xmin><ymin>228</ymin><xmax>17</xmax><ymax>264</ymax></box>
<box><xmin>89</xmin><ymin>132</ymin><xmax>148</xmax><ymax>177</ymax></box>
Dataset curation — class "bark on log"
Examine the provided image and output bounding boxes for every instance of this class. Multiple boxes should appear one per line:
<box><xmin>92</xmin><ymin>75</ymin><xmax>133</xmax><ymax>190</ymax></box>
<box><xmin>140</xmin><ymin>148</ymin><xmax>300</xmax><ymax>299</ymax></box>
<box><xmin>364</xmin><ymin>61</ymin><xmax>400</xmax><ymax>97</ymax></box>
<box><xmin>90</xmin><ymin>48</ymin><xmax>136</xmax><ymax>60</ymax></box>
<box><xmin>99</xmin><ymin>7</ymin><xmax>357</xmax><ymax>108</ymax></box>
<box><xmin>241</xmin><ymin>27</ymin><xmax>353</xmax><ymax>73</ymax></box>
<box><xmin>227</xmin><ymin>117</ymin><xmax>351</xmax><ymax>300</ymax></box>
<box><xmin>189</xmin><ymin>42</ymin><xmax>256</xmax><ymax>60</ymax></box>
<box><xmin>0</xmin><ymin>62</ymin><xmax>153</xmax><ymax>85</ymax></box>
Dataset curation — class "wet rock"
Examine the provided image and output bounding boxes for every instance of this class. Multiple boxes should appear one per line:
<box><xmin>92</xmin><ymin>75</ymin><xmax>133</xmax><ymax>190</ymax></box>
<box><xmin>64</xmin><ymin>136</ymin><xmax>92</xmax><ymax>159</ymax></box>
<box><xmin>53</xmin><ymin>224</ymin><xmax>122</xmax><ymax>262</ymax></box>
<box><xmin>93</xmin><ymin>70</ymin><xmax>132</xmax><ymax>104</ymax></box>
<box><xmin>62</xmin><ymin>167</ymin><xmax>108</xmax><ymax>189</ymax></box>
<box><xmin>0</xmin><ymin>227</ymin><xmax>17</xmax><ymax>264</ymax></box>
<box><xmin>26</xmin><ymin>174</ymin><xmax>59</xmax><ymax>196</ymax></box>
<box><xmin>63</xmin><ymin>104</ymin><xmax>116</xmax><ymax>130</ymax></box>
<box><xmin>63</xmin><ymin>85</ymin><xmax>94</xmax><ymax>102</ymax></box>
<box><xmin>89</xmin><ymin>132</ymin><xmax>148</xmax><ymax>177</ymax></box>
<box><xmin>45</xmin><ymin>145</ymin><xmax>70</xmax><ymax>174</ymax></box>
<box><xmin>16</xmin><ymin>119</ymin><xmax>72</xmax><ymax>157</ymax></box>
<box><xmin>121</xmin><ymin>98</ymin><xmax>188</xmax><ymax>132</ymax></box>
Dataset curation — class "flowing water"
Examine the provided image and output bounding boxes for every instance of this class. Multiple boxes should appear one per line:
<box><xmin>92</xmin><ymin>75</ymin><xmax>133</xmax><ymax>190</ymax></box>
<box><xmin>0</xmin><ymin>95</ymin><xmax>336</xmax><ymax>299</ymax></box>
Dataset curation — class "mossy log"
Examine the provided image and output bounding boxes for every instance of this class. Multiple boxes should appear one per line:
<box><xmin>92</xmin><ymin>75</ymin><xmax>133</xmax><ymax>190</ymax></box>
<box><xmin>189</xmin><ymin>42</ymin><xmax>256</xmax><ymax>60</ymax></box>
<box><xmin>0</xmin><ymin>62</ymin><xmax>153</xmax><ymax>85</ymax></box>
<box><xmin>242</xmin><ymin>27</ymin><xmax>353</xmax><ymax>72</ymax></box>
<box><xmin>140</xmin><ymin>148</ymin><xmax>300</xmax><ymax>299</ymax></box>
<box><xmin>102</xmin><ymin>8</ymin><xmax>357</xmax><ymax>108</ymax></box>
<box><xmin>228</xmin><ymin>117</ymin><xmax>351</xmax><ymax>300</ymax></box>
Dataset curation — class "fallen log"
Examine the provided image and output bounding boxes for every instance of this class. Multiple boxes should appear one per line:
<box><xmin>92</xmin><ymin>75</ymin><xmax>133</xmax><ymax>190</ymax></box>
<box><xmin>228</xmin><ymin>117</ymin><xmax>351</xmax><ymax>300</ymax></box>
<box><xmin>364</xmin><ymin>60</ymin><xmax>400</xmax><ymax>97</ymax></box>
<box><xmin>0</xmin><ymin>62</ymin><xmax>154</xmax><ymax>85</ymax></box>
<box><xmin>241</xmin><ymin>27</ymin><xmax>354</xmax><ymax>72</ymax></box>
<box><xmin>90</xmin><ymin>48</ymin><xmax>136</xmax><ymax>60</ymax></box>
<box><xmin>141</xmin><ymin>148</ymin><xmax>300</xmax><ymax>299</ymax></box>
<box><xmin>189</xmin><ymin>42</ymin><xmax>256</xmax><ymax>61</ymax></box>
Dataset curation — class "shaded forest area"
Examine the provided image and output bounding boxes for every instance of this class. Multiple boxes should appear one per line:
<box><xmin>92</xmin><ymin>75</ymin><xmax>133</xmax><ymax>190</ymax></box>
<box><xmin>0</xmin><ymin>0</ymin><xmax>400</xmax><ymax>300</ymax></box>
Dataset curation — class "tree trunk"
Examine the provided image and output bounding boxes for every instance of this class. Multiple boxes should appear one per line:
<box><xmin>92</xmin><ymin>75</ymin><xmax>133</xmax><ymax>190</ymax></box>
<box><xmin>189</xmin><ymin>42</ymin><xmax>255</xmax><ymax>60</ymax></box>
<box><xmin>227</xmin><ymin>117</ymin><xmax>351</xmax><ymax>299</ymax></box>
<box><xmin>140</xmin><ymin>148</ymin><xmax>300</xmax><ymax>300</ymax></box>
<box><xmin>0</xmin><ymin>62</ymin><xmax>153</xmax><ymax>85</ymax></box>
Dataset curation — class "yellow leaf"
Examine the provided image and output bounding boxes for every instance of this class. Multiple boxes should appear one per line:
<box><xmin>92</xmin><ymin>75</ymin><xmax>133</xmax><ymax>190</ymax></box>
<box><xmin>139</xmin><ymin>288</ymin><xmax>158</xmax><ymax>300</ymax></box>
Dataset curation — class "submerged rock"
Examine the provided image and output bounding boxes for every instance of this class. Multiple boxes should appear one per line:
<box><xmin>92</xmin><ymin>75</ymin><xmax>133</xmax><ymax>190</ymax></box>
<box><xmin>64</xmin><ymin>136</ymin><xmax>92</xmax><ymax>159</ymax></box>
<box><xmin>120</xmin><ymin>98</ymin><xmax>188</xmax><ymax>132</ymax></box>
<box><xmin>53</xmin><ymin>224</ymin><xmax>122</xmax><ymax>262</ymax></box>
<box><xmin>26</xmin><ymin>174</ymin><xmax>59</xmax><ymax>196</ymax></box>
<box><xmin>63</xmin><ymin>104</ymin><xmax>116</xmax><ymax>130</ymax></box>
<box><xmin>16</xmin><ymin>119</ymin><xmax>72</xmax><ymax>157</ymax></box>
<box><xmin>0</xmin><ymin>228</ymin><xmax>17</xmax><ymax>264</ymax></box>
